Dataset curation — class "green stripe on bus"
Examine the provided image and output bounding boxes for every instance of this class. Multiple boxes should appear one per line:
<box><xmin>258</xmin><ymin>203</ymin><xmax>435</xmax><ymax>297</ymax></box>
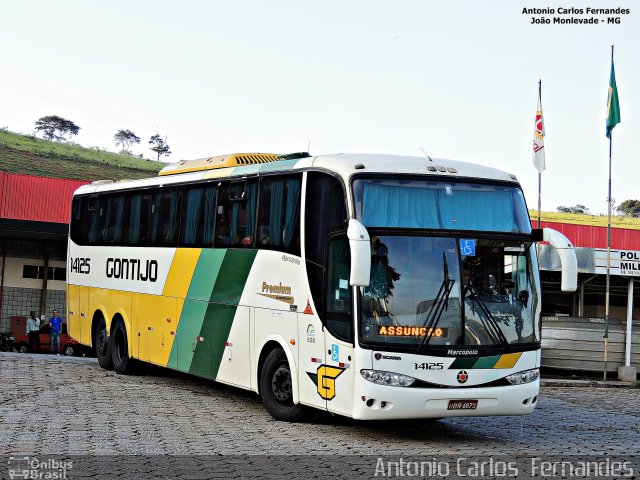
<box><xmin>168</xmin><ymin>249</ymin><xmax>227</xmax><ymax>372</ymax></box>
<box><xmin>471</xmin><ymin>355</ymin><xmax>501</xmax><ymax>369</ymax></box>
<box><xmin>449</xmin><ymin>357</ymin><xmax>478</xmax><ymax>369</ymax></box>
<box><xmin>190</xmin><ymin>249</ymin><xmax>258</xmax><ymax>379</ymax></box>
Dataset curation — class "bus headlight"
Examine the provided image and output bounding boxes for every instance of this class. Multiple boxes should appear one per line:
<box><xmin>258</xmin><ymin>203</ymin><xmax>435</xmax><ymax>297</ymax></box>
<box><xmin>505</xmin><ymin>368</ymin><xmax>540</xmax><ymax>385</ymax></box>
<box><xmin>361</xmin><ymin>369</ymin><xmax>416</xmax><ymax>387</ymax></box>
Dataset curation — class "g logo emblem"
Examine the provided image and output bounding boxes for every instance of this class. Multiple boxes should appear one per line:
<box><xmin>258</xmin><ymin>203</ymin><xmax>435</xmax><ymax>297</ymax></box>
<box><xmin>457</xmin><ymin>370</ymin><xmax>469</xmax><ymax>384</ymax></box>
<box><xmin>308</xmin><ymin>365</ymin><xmax>345</xmax><ymax>400</ymax></box>
<box><xmin>317</xmin><ymin>365</ymin><xmax>345</xmax><ymax>400</ymax></box>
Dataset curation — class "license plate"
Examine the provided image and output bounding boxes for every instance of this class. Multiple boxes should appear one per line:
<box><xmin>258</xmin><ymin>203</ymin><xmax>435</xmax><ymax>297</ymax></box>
<box><xmin>447</xmin><ymin>399</ymin><xmax>478</xmax><ymax>410</ymax></box>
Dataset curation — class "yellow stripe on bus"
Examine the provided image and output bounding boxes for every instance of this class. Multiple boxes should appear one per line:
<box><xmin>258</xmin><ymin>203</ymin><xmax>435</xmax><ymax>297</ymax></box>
<box><xmin>493</xmin><ymin>352</ymin><xmax>522</xmax><ymax>369</ymax></box>
<box><xmin>163</xmin><ymin>249</ymin><xmax>202</xmax><ymax>298</ymax></box>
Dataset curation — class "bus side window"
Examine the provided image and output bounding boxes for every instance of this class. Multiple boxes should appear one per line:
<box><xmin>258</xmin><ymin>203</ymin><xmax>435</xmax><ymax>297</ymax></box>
<box><xmin>215</xmin><ymin>181</ymin><xmax>257</xmax><ymax>247</ymax></box>
<box><xmin>325</xmin><ymin>237</ymin><xmax>352</xmax><ymax>342</ymax></box>
<box><xmin>304</xmin><ymin>172</ymin><xmax>348</xmax><ymax>337</ymax></box>
<box><xmin>84</xmin><ymin>195</ymin><xmax>101</xmax><ymax>245</ymax></box>
<box><xmin>123</xmin><ymin>192</ymin><xmax>150</xmax><ymax>246</ymax></box>
<box><xmin>257</xmin><ymin>174</ymin><xmax>301</xmax><ymax>255</ymax></box>
<box><xmin>181</xmin><ymin>186</ymin><xmax>205</xmax><ymax>246</ymax></box>
<box><xmin>70</xmin><ymin>197</ymin><xmax>83</xmax><ymax>244</ymax></box>
<box><xmin>179</xmin><ymin>183</ymin><xmax>217</xmax><ymax>247</ymax></box>
<box><xmin>149</xmin><ymin>189</ymin><xmax>181</xmax><ymax>247</ymax></box>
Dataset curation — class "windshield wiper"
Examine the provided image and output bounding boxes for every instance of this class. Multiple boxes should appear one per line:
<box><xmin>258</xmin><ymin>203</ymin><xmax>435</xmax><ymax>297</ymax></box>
<box><xmin>463</xmin><ymin>282</ymin><xmax>510</xmax><ymax>348</ymax></box>
<box><xmin>417</xmin><ymin>253</ymin><xmax>455</xmax><ymax>351</ymax></box>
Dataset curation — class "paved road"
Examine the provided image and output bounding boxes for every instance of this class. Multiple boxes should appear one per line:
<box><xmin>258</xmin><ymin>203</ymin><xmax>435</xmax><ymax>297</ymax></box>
<box><xmin>1</xmin><ymin>352</ymin><xmax>638</xmax><ymax>457</ymax></box>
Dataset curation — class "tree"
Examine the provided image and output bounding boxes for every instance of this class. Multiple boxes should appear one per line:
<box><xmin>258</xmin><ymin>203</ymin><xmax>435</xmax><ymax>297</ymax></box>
<box><xmin>114</xmin><ymin>129</ymin><xmax>141</xmax><ymax>154</ymax></box>
<box><xmin>149</xmin><ymin>133</ymin><xmax>171</xmax><ymax>161</ymax></box>
<box><xmin>617</xmin><ymin>199</ymin><xmax>640</xmax><ymax>218</ymax></box>
<box><xmin>34</xmin><ymin>115</ymin><xmax>80</xmax><ymax>142</ymax></box>
<box><xmin>556</xmin><ymin>204</ymin><xmax>590</xmax><ymax>215</ymax></box>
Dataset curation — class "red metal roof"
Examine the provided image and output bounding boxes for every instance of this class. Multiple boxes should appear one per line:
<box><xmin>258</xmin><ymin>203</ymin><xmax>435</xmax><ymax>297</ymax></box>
<box><xmin>0</xmin><ymin>172</ymin><xmax>89</xmax><ymax>224</ymax></box>
<box><xmin>539</xmin><ymin>221</ymin><xmax>640</xmax><ymax>251</ymax></box>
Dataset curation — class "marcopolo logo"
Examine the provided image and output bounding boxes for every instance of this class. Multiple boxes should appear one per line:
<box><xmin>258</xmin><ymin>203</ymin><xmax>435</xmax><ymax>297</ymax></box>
<box><xmin>448</xmin><ymin>349</ymin><xmax>478</xmax><ymax>356</ymax></box>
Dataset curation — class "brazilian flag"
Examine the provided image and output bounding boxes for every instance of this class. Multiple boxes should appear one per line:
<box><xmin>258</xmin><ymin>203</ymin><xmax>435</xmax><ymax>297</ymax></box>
<box><xmin>606</xmin><ymin>56</ymin><xmax>621</xmax><ymax>139</ymax></box>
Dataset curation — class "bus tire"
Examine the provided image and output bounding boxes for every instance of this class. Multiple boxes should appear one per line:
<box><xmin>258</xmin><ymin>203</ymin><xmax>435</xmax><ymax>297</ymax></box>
<box><xmin>111</xmin><ymin>318</ymin><xmax>134</xmax><ymax>375</ymax></box>
<box><xmin>259</xmin><ymin>348</ymin><xmax>308</xmax><ymax>422</ymax></box>
<box><xmin>95</xmin><ymin>316</ymin><xmax>113</xmax><ymax>370</ymax></box>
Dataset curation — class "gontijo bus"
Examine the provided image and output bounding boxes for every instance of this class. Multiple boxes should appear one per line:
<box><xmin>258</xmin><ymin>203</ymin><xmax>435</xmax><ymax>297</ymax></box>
<box><xmin>67</xmin><ymin>152</ymin><xmax>577</xmax><ymax>421</ymax></box>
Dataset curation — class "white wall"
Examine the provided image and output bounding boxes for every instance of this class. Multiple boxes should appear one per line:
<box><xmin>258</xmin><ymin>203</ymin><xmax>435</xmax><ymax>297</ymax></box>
<box><xmin>3</xmin><ymin>257</ymin><xmax>67</xmax><ymax>291</ymax></box>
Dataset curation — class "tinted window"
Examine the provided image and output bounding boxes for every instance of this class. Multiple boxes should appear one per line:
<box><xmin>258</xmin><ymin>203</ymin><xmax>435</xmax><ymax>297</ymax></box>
<box><xmin>70</xmin><ymin>197</ymin><xmax>83</xmax><ymax>244</ymax></box>
<box><xmin>180</xmin><ymin>184</ymin><xmax>217</xmax><ymax>247</ymax></box>
<box><xmin>149</xmin><ymin>189</ymin><xmax>182</xmax><ymax>246</ymax></box>
<box><xmin>325</xmin><ymin>237</ymin><xmax>352</xmax><ymax>342</ymax></box>
<box><xmin>123</xmin><ymin>192</ymin><xmax>150</xmax><ymax>246</ymax></box>
<box><xmin>215</xmin><ymin>181</ymin><xmax>257</xmax><ymax>247</ymax></box>
<box><xmin>304</xmin><ymin>172</ymin><xmax>348</xmax><ymax>332</ymax></box>
<box><xmin>257</xmin><ymin>174</ymin><xmax>301</xmax><ymax>255</ymax></box>
<box><xmin>305</xmin><ymin>173</ymin><xmax>347</xmax><ymax>265</ymax></box>
<box><xmin>99</xmin><ymin>194</ymin><xmax>125</xmax><ymax>244</ymax></box>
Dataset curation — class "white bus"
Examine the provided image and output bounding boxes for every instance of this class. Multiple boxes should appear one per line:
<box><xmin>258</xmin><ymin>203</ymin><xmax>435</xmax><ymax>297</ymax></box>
<box><xmin>67</xmin><ymin>152</ymin><xmax>577</xmax><ymax>421</ymax></box>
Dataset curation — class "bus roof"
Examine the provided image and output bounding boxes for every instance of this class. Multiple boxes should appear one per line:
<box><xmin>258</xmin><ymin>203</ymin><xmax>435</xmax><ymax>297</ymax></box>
<box><xmin>158</xmin><ymin>153</ymin><xmax>280</xmax><ymax>176</ymax></box>
<box><xmin>73</xmin><ymin>153</ymin><xmax>519</xmax><ymax>196</ymax></box>
<box><xmin>304</xmin><ymin>153</ymin><xmax>518</xmax><ymax>184</ymax></box>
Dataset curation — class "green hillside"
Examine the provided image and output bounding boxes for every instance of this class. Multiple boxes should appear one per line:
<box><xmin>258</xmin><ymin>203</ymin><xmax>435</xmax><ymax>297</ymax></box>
<box><xmin>0</xmin><ymin>130</ymin><xmax>165</xmax><ymax>181</ymax></box>
<box><xmin>530</xmin><ymin>210</ymin><xmax>640</xmax><ymax>230</ymax></box>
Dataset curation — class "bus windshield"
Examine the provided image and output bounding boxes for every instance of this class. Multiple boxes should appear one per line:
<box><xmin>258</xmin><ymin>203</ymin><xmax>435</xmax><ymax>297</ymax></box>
<box><xmin>353</xmin><ymin>178</ymin><xmax>531</xmax><ymax>233</ymax></box>
<box><xmin>360</xmin><ymin>236</ymin><xmax>539</xmax><ymax>349</ymax></box>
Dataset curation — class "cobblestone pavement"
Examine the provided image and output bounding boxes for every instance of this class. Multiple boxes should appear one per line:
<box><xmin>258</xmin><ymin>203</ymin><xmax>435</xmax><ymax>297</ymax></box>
<box><xmin>1</xmin><ymin>352</ymin><xmax>638</xmax><ymax>459</ymax></box>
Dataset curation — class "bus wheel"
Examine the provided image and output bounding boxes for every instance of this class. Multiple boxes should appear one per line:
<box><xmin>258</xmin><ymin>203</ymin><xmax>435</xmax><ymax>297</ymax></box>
<box><xmin>111</xmin><ymin>318</ymin><xmax>134</xmax><ymax>375</ymax></box>
<box><xmin>95</xmin><ymin>317</ymin><xmax>113</xmax><ymax>370</ymax></box>
<box><xmin>259</xmin><ymin>348</ymin><xmax>308</xmax><ymax>422</ymax></box>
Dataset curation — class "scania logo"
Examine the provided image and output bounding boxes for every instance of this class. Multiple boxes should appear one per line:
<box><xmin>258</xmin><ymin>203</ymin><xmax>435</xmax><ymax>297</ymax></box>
<box><xmin>457</xmin><ymin>370</ymin><xmax>469</xmax><ymax>384</ymax></box>
<box><xmin>374</xmin><ymin>353</ymin><xmax>401</xmax><ymax>361</ymax></box>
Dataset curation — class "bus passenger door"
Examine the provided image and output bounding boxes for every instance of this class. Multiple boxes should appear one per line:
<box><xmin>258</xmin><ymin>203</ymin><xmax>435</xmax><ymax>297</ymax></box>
<box><xmin>297</xmin><ymin>310</ymin><xmax>326</xmax><ymax>411</ymax></box>
<box><xmin>322</xmin><ymin>237</ymin><xmax>355</xmax><ymax>416</ymax></box>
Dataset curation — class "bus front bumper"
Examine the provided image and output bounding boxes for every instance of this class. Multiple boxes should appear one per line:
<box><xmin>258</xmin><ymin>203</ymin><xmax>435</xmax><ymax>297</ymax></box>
<box><xmin>351</xmin><ymin>378</ymin><xmax>540</xmax><ymax>420</ymax></box>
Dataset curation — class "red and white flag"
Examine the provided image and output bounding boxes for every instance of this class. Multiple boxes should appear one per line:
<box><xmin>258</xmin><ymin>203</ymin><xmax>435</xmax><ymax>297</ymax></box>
<box><xmin>532</xmin><ymin>92</ymin><xmax>545</xmax><ymax>173</ymax></box>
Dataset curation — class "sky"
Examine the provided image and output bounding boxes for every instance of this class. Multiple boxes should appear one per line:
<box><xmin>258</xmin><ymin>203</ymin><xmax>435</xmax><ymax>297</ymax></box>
<box><xmin>2</xmin><ymin>0</ymin><xmax>638</xmax><ymax>215</ymax></box>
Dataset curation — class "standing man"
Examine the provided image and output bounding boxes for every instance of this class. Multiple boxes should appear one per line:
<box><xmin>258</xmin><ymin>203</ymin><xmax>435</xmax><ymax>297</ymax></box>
<box><xmin>49</xmin><ymin>309</ymin><xmax>63</xmax><ymax>355</ymax></box>
<box><xmin>26</xmin><ymin>311</ymin><xmax>41</xmax><ymax>353</ymax></box>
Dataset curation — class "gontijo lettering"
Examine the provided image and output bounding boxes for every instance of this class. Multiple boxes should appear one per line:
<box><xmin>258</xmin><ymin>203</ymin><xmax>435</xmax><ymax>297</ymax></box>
<box><xmin>106</xmin><ymin>258</ymin><xmax>158</xmax><ymax>282</ymax></box>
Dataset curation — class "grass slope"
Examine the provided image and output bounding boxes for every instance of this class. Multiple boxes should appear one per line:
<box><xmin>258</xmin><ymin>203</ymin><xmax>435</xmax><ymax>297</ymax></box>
<box><xmin>530</xmin><ymin>210</ymin><xmax>640</xmax><ymax>230</ymax></box>
<box><xmin>0</xmin><ymin>130</ymin><xmax>165</xmax><ymax>181</ymax></box>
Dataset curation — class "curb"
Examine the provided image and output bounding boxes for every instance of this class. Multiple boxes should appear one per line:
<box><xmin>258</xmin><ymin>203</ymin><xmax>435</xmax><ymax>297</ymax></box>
<box><xmin>541</xmin><ymin>378</ymin><xmax>638</xmax><ymax>389</ymax></box>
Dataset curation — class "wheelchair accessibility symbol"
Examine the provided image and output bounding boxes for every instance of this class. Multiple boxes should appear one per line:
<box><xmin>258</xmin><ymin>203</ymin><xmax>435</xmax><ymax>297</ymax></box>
<box><xmin>460</xmin><ymin>239</ymin><xmax>476</xmax><ymax>256</ymax></box>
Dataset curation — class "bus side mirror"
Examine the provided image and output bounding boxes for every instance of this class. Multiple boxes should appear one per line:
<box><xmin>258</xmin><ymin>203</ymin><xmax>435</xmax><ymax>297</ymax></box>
<box><xmin>541</xmin><ymin>228</ymin><xmax>578</xmax><ymax>292</ymax></box>
<box><xmin>347</xmin><ymin>219</ymin><xmax>371</xmax><ymax>287</ymax></box>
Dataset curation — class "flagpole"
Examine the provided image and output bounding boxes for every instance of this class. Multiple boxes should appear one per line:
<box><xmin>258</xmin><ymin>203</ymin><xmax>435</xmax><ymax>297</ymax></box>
<box><xmin>604</xmin><ymin>45</ymin><xmax>614</xmax><ymax>382</ymax></box>
<box><xmin>538</xmin><ymin>79</ymin><xmax>542</xmax><ymax>228</ymax></box>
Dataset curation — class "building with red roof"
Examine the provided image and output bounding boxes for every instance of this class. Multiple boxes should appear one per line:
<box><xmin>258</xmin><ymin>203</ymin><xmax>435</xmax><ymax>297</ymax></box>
<box><xmin>0</xmin><ymin>173</ymin><xmax>89</xmax><ymax>334</ymax></box>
